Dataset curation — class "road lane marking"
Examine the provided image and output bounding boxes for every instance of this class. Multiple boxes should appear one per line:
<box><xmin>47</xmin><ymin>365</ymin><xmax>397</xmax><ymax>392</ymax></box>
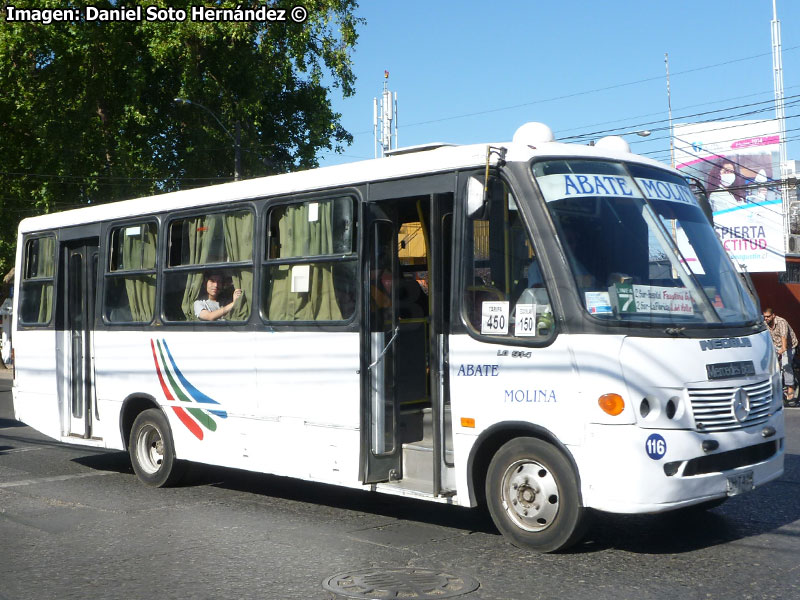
<box><xmin>0</xmin><ymin>447</ymin><xmax>44</xmax><ymax>454</ymax></box>
<box><xmin>0</xmin><ymin>471</ymin><xmax>114</xmax><ymax>488</ymax></box>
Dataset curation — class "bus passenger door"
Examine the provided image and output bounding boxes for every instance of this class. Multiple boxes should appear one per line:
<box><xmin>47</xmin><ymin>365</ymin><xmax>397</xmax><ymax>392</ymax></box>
<box><xmin>62</xmin><ymin>240</ymin><xmax>99</xmax><ymax>438</ymax></box>
<box><xmin>360</xmin><ymin>205</ymin><xmax>402</xmax><ymax>483</ymax></box>
<box><xmin>430</xmin><ymin>193</ymin><xmax>456</xmax><ymax>495</ymax></box>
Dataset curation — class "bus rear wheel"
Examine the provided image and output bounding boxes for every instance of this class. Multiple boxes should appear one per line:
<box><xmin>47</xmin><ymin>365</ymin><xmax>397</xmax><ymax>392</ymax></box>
<box><xmin>486</xmin><ymin>437</ymin><xmax>586</xmax><ymax>552</ymax></box>
<box><xmin>129</xmin><ymin>409</ymin><xmax>184</xmax><ymax>487</ymax></box>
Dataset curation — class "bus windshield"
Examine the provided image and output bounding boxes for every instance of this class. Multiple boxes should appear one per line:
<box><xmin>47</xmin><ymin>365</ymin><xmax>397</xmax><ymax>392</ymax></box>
<box><xmin>533</xmin><ymin>159</ymin><xmax>760</xmax><ymax>327</ymax></box>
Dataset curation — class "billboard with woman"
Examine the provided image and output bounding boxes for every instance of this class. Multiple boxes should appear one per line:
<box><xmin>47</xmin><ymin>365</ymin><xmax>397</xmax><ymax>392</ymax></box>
<box><xmin>675</xmin><ymin>120</ymin><xmax>784</xmax><ymax>272</ymax></box>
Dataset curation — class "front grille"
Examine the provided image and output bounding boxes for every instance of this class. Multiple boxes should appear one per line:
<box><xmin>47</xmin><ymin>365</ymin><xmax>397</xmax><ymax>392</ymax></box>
<box><xmin>688</xmin><ymin>378</ymin><xmax>773</xmax><ymax>433</ymax></box>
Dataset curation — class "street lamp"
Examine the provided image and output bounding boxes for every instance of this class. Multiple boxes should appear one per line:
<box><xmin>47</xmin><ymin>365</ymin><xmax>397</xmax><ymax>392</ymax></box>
<box><xmin>174</xmin><ymin>97</ymin><xmax>242</xmax><ymax>181</ymax></box>
<box><xmin>589</xmin><ymin>130</ymin><xmax>651</xmax><ymax>148</ymax></box>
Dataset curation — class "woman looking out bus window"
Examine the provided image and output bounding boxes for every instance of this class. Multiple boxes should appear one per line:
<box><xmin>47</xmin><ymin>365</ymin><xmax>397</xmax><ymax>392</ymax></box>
<box><xmin>194</xmin><ymin>273</ymin><xmax>243</xmax><ymax>321</ymax></box>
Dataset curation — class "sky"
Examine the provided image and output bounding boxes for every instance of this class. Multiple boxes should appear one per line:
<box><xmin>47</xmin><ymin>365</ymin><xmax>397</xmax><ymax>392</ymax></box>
<box><xmin>317</xmin><ymin>0</ymin><xmax>800</xmax><ymax>170</ymax></box>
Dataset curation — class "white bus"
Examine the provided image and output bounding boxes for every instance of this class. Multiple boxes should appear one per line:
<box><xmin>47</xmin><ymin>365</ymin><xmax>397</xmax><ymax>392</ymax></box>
<box><xmin>12</xmin><ymin>122</ymin><xmax>784</xmax><ymax>551</ymax></box>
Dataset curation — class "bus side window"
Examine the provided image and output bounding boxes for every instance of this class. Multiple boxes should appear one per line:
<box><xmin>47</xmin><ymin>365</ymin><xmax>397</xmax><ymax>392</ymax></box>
<box><xmin>162</xmin><ymin>210</ymin><xmax>254</xmax><ymax>323</ymax></box>
<box><xmin>19</xmin><ymin>235</ymin><xmax>56</xmax><ymax>325</ymax></box>
<box><xmin>462</xmin><ymin>180</ymin><xmax>554</xmax><ymax>340</ymax></box>
<box><xmin>105</xmin><ymin>223</ymin><xmax>157</xmax><ymax>323</ymax></box>
<box><xmin>262</xmin><ymin>196</ymin><xmax>357</xmax><ymax>322</ymax></box>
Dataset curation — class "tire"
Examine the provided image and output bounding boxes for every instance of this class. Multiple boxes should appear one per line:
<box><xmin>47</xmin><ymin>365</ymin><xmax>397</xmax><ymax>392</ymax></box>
<box><xmin>129</xmin><ymin>408</ymin><xmax>185</xmax><ymax>487</ymax></box>
<box><xmin>485</xmin><ymin>437</ymin><xmax>586</xmax><ymax>552</ymax></box>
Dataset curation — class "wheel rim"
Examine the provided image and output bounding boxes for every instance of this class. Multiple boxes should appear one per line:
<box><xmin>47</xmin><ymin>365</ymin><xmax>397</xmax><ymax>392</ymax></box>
<box><xmin>136</xmin><ymin>424</ymin><xmax>165</xmax><ymax>475</ymax></box>
<box><xmin>500</xmin><ymin>459</ymin><xmax>560</xmax><ymax>532</ymax></box>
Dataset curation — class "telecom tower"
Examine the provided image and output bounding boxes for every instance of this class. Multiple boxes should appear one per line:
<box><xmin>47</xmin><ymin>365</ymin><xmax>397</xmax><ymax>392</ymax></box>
<box><xmin>374</xmin><ymin>71</ymin><xmax>398</xmax><ymax>157</ymax></box>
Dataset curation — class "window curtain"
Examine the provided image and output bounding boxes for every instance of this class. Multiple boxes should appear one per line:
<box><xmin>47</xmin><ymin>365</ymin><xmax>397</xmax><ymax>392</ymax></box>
<box><xmin>267</xmin><ymin>202</ymin><xmax>342</xmax><ymax>321</ymax></box>
<box><xmin>180</xmin><ymin>216</ymin><xmax>219</xmax><ymax>320</ymax></box>
<box><xmin>122</xmin><ymin>225</ymin><xmax>156</xmax><ymax>321</ymax></box>
<box><xmin>36</xmin><ymin>237</ymin><xmax>55</xmax><ymax>323</ymax></box>
<box><xmin>223</xmin><ymin>211</ymin><xmax>253</xmax><ymax>320</ymax></box>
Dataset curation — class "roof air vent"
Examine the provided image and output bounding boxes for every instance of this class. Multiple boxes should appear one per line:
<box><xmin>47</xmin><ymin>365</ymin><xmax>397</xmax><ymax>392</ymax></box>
<box><xmin>594</xmin><ymin>136</ymin><xmax>631</xmax><ymax>153</ymax></box>
<box><xmin>512</xmin><ymin>122</ymin><xmax>555</xmax><ymax>146</ymax></box>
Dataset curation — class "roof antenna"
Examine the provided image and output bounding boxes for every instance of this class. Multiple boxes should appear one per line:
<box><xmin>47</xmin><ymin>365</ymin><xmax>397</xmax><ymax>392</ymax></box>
<box><xmin>374</xmin><ymin>71</ymin><xmax>398</xmax><ymax>157</ymax></box>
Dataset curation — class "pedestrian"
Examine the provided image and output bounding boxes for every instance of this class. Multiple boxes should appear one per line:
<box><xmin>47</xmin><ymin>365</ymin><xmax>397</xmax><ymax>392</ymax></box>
<box><xmin>763</xmin><ymin>307</ymin><xmax>799</xmax><ymax>406</ymax></box>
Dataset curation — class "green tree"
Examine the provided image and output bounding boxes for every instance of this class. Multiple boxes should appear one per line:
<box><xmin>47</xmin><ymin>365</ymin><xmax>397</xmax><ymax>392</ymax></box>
<box><xmin>0</xmin><ymin>0</ymin><xmax>361</xmax><ymax>277</ymax></box>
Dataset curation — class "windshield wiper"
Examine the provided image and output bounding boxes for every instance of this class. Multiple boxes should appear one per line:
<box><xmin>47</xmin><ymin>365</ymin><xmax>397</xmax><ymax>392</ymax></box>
<box><xmin>665</xmin><ymin>326</ymin><xmax>687</xmax><ymax>336</ymax></box>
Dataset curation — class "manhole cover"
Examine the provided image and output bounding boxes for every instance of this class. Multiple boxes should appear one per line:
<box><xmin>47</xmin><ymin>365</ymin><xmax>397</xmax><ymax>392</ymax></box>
<box><xmin>323</xmin><ymin>566</ymin><xmax>479</xmax><ymax>599</ymax></box>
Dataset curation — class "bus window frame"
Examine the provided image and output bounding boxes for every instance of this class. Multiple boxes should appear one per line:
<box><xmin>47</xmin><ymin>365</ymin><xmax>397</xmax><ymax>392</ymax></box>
<box><xmin>160</xmin><ymin>203</ymin><xmax>257</xmax><ymax>326</ymax></box>
<box><xmin>259</xmin><ymin>192</ymin><xmax>361</xmax><ymax>328</ymax></box>
<box><xmin>455</xmin><ymin>170</ymin><xmax>560</xmax><ymax>348</ymax></box>
<box><xmin>102</xmin><ymin>218</ymin><xmax>160</xmax><ymax>326</ymax></box>
<box><xmin>17</xmin><ymin>232</ymin><xmax>58</xmax><ymax>329</ymax></box>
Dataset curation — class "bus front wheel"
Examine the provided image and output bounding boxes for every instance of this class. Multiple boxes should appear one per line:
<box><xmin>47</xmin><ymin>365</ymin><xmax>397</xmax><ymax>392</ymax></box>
<box><xmin>129</xmin><ymin>409</ymin><xmax>184</xmax><ymax>487</ymax></box>
<box><xmin>485</xmin><ymin>437</ymin><xmax>586</xmax><ymax>552</ymax></box>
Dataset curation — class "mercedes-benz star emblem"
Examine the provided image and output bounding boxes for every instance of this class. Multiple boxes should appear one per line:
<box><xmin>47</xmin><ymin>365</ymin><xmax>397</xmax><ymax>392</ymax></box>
<box><xmin>732</xmin><ymin>387</ymin><xmax>751</xmax><ymax>423</ymax></box>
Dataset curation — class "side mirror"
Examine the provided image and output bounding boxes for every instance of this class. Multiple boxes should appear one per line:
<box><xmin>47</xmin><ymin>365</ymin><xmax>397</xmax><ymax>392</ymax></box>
<box><xmin>468</xmin><ymin>146</ymin><xmax>507</xmax><ymax>219</ymax></box>
<box><xmin>685</xmin><ymin>176</ymin><xmax>714</xmax><ymax>225</ymax></box>
<box><xmin>467</xmin><ymin>176</ymin><xmax>486</xmax><ymax>218</ymax></box>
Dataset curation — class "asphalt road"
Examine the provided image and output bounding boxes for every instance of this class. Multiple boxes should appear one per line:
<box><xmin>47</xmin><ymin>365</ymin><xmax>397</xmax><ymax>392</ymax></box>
<box><xmin>1</xmin><ymin>368</ymin><xmax>799</xmax><ymax>600</ymax></box>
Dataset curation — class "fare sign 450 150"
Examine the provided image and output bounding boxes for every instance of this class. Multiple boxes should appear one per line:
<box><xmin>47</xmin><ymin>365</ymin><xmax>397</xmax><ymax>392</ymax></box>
<box><xmin>481</xmin><ymin>301</ymin><xmax>509</xmax><ymax>335</ymax></box>
<box><xmin>515</xmin><ymin>304</ymin><xmax>537</xmax><ymax>337</ymax></box>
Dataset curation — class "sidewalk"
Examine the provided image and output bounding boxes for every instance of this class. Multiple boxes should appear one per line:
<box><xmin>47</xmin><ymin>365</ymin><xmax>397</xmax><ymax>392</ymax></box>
<box><xmin>0</xmin><ymin>366</ymin><xmax>12</xmax><ymax>380</ymax></box>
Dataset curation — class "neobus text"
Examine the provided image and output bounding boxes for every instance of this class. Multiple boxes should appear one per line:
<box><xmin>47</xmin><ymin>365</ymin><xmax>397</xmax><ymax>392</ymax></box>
<box><xmin>699</xmin><ymin>337</ymin><xmax>752</xmax><ymax>351</ymax></box>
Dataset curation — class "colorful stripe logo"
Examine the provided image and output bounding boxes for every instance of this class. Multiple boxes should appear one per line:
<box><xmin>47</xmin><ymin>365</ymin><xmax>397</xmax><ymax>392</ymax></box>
<box><xmin>150</xmin><ymin>338</ymin><xmax>228</xmax><ymax>440</ymax></box>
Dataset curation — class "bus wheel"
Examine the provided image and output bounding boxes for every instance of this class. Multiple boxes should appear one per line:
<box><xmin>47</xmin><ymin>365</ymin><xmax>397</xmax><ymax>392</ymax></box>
<box><xmin>129</xmin><ymin>409</ymin><xmax>184</xmax><ymax>487</ymax></box>
<box><xmin>486</xmin><ymin>437</ymin><xmax>586</xmax><ymax>552</ymax></box>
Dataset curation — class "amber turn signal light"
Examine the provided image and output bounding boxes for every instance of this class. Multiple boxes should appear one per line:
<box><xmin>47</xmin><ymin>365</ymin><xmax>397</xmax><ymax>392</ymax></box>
<box><xmin>598</xmin><ymin>393</ymin><xmax>625</xmax><ymax>416</ymax></box>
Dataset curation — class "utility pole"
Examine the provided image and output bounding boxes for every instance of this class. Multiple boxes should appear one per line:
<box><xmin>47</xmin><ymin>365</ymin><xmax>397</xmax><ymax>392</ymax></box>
<box><xmin>772</xmin><ymin>0</ymin><xmax>789</xmax><ymax>253</ymax></box>
<box><xmin>175</xmin><ymin>97</ymin><xmax>242</xmax><ymax>181</ymax></box>
<box><xmin>665</xmin><ymin>53</ymin><xmax>674</xmax><ymax>168</ymax></box>
<box><xmin>234</xmin><ymin>120</ymin><xmax>242</xmax><ymax>182</ymax></box>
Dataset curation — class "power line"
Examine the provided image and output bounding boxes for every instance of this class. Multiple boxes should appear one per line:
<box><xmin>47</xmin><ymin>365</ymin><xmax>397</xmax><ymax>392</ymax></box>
<box><xmin>0</xmin><ymin>170</ymin><xmax>233</xmax><ymax>183</ymax></box>
<box><xmin>7</xmin><ymin>86</ymin><xmax>800</xmax><ymax>186</ymax></box>
<box><xmin>344</xmin><ymin>45</ymin><xmax>800</xmax><ymax>138</ymax></box>
<box><xmin>557</xmin><ymin>94</ymin><xmax>800</xmax><ymax>141</ymax></box>
<box><xmin>641</xmin><ymin>121</ymin><xmax>800</xmax><ymax>164</ymax></box>
<box><xmin>554</xmin><ymin>84</ymin><xmax>800</xmax><ymax>136</ymax></box>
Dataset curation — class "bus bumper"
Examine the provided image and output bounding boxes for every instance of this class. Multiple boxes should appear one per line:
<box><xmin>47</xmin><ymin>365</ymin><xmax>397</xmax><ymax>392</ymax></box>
<box><xmin>576</xmin><ymin>415</ymin><xmax>785</xmax><ymax>514</ymax></box>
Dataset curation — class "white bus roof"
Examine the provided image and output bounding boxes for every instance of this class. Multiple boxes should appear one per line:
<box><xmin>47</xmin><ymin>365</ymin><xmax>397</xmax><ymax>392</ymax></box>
<box><xmin>18</xmin><ymin>125</ymin><xmax>672</xmax><ymax>234</ymax></box>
